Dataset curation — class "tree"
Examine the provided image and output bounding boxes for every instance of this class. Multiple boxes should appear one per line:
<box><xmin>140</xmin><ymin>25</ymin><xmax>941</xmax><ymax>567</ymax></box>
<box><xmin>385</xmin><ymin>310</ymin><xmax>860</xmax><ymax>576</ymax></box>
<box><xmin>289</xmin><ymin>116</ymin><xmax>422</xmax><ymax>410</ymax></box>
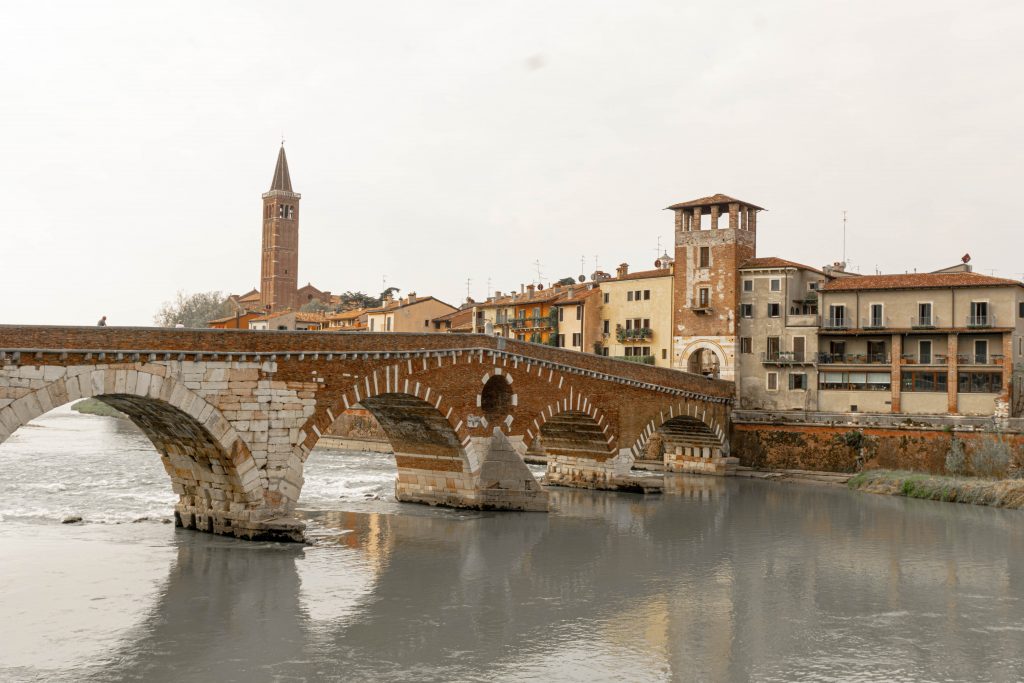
<box><xmin>300</xmin><ymin>299</ymin><xmax>331</xmax><ymax>313</ymax></box>
<box><xmin>555</xmin><ymin>276</ymin><xmax>577</xmax><ymax>286</ymax></box>
<box><xmin>379</xmin><ymin>286</ymin><xmax>400</xmax><ymax>303</ymax></box>
<box><xmin>335</xmin><ymin>291</ymin><xmax>379</xmax><ymax>310</ymax></box>
<box><xmin>154</xmin><ymin>291</ymin><xmax>234</xmax><ymax>328</ymax></box>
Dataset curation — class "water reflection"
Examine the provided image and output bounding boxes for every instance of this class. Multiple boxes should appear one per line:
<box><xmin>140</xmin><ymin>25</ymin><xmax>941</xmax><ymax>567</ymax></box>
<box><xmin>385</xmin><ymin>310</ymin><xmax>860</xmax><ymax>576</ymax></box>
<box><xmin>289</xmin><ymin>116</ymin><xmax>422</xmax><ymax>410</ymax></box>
<box><xmin>73</xmin><ymin>482</ymin><xmax>1024</xmax><ymax>682</ymax></box>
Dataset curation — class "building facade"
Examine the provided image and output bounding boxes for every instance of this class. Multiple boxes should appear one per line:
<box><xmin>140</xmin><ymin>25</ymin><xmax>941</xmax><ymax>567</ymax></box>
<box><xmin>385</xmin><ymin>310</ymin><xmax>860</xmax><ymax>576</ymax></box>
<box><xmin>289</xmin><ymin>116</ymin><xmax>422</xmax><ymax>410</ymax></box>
<box><xmin>736</xmin><ymin>258</ymin><xmax>825</xmax><ymax>410</ymax></box>
<box><xmin>597</xmin><ymin>263</ymin><xmax>675</xmax><ymax>367</ymax></box>
<box><xmin>668</xmin><ymin>194</ymin><xmax>764</xmax><ymax>381</ymax></box>
<box><xmin>552</xmin><ymin>285</ymin><xmax>602</xmax><ymax>354</ymax></box>
<box><xmin>816</xmin><ymin>270</ymin><xmax>1024</xmax><ymax>416</ymax></box>
<box><xmin>365</xmin><ymin>294</ymin><xmax>457</xmax><ymax>333</ymax></box>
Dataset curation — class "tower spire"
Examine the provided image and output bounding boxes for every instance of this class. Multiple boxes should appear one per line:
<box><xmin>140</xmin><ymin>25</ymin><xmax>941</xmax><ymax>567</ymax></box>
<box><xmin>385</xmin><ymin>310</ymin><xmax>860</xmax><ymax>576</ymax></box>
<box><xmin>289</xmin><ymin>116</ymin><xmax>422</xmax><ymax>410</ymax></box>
<box><xmin>270</xmin><ymin>145</ymin><xmax>293</xmax><ymax>192</ymax></box>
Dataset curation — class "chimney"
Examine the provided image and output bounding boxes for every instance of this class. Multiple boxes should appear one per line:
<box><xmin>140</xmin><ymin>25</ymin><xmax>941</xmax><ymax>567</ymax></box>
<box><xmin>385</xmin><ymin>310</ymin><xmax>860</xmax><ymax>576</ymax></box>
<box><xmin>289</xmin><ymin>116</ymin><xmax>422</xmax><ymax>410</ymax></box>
<box><xmin>407</xmin><ymin>291</ymin><xmax>417</xmax><ymax>303</ymax></box>
<box><xmin>520</xmin><ymin>283</ymin><xmax>525</xmax><ymax>294</ymax></box>
<box><xmin>526</xmin><ymin>284</ymin><xmax>536</xmax><ymax>299</ymax></box>
<box><xmin>616</xmin><ymin>263</ymin><xmax>629</xmax><ymax>278</ymax></box>
<box><xmin>494</xmin><ymin>290</ymin><xmax>502</xmax><ymax>298</ymax></box>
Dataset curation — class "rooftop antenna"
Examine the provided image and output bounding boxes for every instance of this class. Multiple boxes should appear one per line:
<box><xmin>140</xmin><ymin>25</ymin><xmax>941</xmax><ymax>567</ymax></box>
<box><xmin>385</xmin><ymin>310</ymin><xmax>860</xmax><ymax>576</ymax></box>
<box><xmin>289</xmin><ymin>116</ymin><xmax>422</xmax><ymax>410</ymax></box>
<box><xmin>580</xmin><ymin>255</ymin><xmax>586</xmax><ymax>275</ymax></box>
<box><xmin>465</xmin><ymin>277</ymin><xmax>472</xmax><ymax>298</ymax></box>
<box><xmin>842</xmin><ymin>210</ymin><xmax>848</xmax><ymax>264</ymax></box>
<box><xmin>654</xmin><ymin>235</ymin><xmax>663</xmax><ymax>262</ymax></box>
<box><xmin>533</xmin><ymin>259</ymin><xmax>544</xmax><ymax>284</ymax></box>
<box><xmin>281</xmin><ymin>131</ymin><xmax>285</xmax><ymax>147</ymax></box>
<box><xmin>486</xmin><ymin>276</ymin><xmax>492</xmax><ymax>294</ymax></box>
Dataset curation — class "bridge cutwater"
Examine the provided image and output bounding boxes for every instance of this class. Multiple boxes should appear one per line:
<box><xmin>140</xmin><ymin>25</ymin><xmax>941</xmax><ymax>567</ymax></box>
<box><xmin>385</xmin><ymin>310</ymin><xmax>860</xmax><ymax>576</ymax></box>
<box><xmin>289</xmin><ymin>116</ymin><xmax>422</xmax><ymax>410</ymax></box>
<box><xmin>0</xmin><ymin>326</ymin><xmax>734</xmax><ymax>541</ymax></box>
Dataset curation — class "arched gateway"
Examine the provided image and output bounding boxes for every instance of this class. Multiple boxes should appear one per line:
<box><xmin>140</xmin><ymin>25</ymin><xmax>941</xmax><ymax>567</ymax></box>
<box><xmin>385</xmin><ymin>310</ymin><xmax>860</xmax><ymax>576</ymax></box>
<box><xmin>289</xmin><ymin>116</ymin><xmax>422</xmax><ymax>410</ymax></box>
<box><xmin>0</xmin><ymin>326</ymin><xmax>733</xmax><ymax>541</ymax></box>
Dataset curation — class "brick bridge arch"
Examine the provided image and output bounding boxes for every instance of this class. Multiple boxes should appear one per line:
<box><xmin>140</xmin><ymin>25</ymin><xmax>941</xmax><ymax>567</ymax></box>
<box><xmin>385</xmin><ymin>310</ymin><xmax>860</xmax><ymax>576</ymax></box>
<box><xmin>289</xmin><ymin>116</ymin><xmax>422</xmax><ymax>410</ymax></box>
<box><xmin>0</xmin><ymin>366</ymin><xmax>274</xmax><ymax>538</ymax></box>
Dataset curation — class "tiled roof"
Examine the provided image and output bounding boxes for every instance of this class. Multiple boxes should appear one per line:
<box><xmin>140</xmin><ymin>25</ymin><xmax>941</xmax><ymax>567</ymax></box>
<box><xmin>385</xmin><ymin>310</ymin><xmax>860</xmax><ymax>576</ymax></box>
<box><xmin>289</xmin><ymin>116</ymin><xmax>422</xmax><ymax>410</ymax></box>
<box><xmin>821</xmin><ymin>271</ymin><xmax>1023</xmax><ymax>292</ymax></box>
<box><xmin>294</xmin><ymin>312</ymin><xmax>327</xmax><ymax>323</ymax></box>
<box><xmin>604</xmin><ymin>268</ymin><xmax>672</xmax><ymax>283</ymax></box>
<box><xmin>367</xmin><ymin>296</ymin><xmax>455</xmax><ymax>313</ymax></box>
<box><xmin>207</xmin><ymin>310</ymin><xmax>261</xmax><ymax>324</ymax></box>
<box><xmin>553</xmin><ymin>286</ymin><xmax>600</xmax><ymax>304</ymax></box>
<box><xmin>326</xmin><ymin>307</ymin><xmax>369</xmax><ymax>321</ymax></box>
<box><xmin>665</xmin><ymin>193</ymin><xmax>765</xmax><ymax>211</ymax></box>
<box><xmin>740</xmin><ymin>257</ymin><xmax>824</xmax><ymax>275</ymax></box>
<box><xmin>478</xmin><ymin>288</ymin><xmax>566</xmax><ymax>308</ymax></box>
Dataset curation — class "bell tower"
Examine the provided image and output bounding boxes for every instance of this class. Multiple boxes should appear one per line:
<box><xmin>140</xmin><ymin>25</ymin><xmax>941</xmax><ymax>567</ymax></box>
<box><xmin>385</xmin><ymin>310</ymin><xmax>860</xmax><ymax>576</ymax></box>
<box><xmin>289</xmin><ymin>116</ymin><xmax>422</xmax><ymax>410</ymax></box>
<box><xmin>260</xmin><ymin>144</ymin><xmax>300</xmax><ymax>312</ymax></box>
<box><xmin>668</xmin><ymin>193</ymin><xmax>763</xmax><ymax>382</ymax></box>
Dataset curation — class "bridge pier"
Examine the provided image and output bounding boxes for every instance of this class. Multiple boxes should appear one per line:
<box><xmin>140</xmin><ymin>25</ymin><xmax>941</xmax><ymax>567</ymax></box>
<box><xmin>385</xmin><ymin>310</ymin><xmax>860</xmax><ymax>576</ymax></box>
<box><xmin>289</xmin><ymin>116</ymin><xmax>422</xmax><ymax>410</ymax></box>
<box><xmin>394</xmin><ymin>430</ymin><xmax>547</xmax><ymax>511</ymax></box>
<box><xmin>546</xmin><ymin>451</ymin><xmax>663</xmax><ymax>494</ymax></box>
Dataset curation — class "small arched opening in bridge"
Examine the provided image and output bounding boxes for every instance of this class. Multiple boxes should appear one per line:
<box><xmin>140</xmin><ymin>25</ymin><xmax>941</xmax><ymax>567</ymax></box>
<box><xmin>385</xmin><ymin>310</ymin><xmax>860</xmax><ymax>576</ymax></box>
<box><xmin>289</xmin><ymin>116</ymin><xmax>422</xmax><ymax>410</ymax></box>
<box><xmin>480</xmin><ymin>375</ymin><xmax>513</xmax><ymax>425</ymax></box>
<box><xmin>0</xmin><ymin>371</ymin><xmax>263</xmax><ymax>528</ymax></box>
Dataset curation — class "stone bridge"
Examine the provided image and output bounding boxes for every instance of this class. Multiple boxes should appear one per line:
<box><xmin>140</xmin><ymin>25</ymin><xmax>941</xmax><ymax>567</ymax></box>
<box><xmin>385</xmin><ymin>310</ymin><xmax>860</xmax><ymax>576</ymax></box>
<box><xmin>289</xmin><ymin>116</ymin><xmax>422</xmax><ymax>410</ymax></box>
<box><xmin>0</xmin><ymin>326</ymin><xmax>733</xmax><ymax>541</ymax></box>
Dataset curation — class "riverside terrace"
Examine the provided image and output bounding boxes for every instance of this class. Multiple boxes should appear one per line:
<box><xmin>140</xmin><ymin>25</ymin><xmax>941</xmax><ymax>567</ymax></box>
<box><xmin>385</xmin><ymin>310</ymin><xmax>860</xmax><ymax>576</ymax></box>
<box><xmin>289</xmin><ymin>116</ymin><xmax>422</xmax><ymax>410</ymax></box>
<box><xmin>0</xmin><ymin>326</ymin><xmax>733</xmax><ymax>542</ymax></box>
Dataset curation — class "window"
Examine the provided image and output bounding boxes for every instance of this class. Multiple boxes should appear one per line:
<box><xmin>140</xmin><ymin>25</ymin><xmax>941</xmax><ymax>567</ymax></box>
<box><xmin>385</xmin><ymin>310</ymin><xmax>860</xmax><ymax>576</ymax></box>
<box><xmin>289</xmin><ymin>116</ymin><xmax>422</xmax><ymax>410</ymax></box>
<box><xmin>1019</xmin><ymin>302</ymin><xmax>1024</xmax><ymax>318</ymax></box>
<box><xmin>766</xmin><ymin>336</ymin><xmax>780</xmax><ymax>360</ymax></box>
<box><xmin>643</xmin><ymin>290</ymin><xmax>651</xmax><ymax>300</ymax></box>
<box><xmin>627</xmin><ymin>291</ymin><xmax>634</xmax><ymax>301</ymax></box>
<box><xmin>662</xmin><ymin>348</ymin><xmax>667</xmax><ymax>360</ymax></box>
<box><xmin>789</xmin><ymin>373</ymin><xmax>807</xmax><ymax>390</ymax></box>
<box><xmin>557</xmin><ymin>334</ymin><xmax>565</xmax><ymax>347</ymax></box>
<box><xmin>793</xmin><ymin>336</ymin><xmax>806</xmax><ymax>361</ymax></box>
<box><xmin>828</xmin><ymin>304</ymin><xmax>846</xmax><ymax>326</ymax></box>
<box><xmin>767</xmin><ymin>302</ymin><xmax>781</xmax><ymax>317</ymax></box>
<box><xmin>601</xmin><ymin>347</ymin><xmax>609</xmax><ymax>356</ymax></box>
<box><xmin>917</xmin><ymin>302</ymin><xmax>933</xmax><ymax>326</ymax></box>
<box><xmin>635</xmin><ymin>290</ymin><xmax>642</xmax><ymax>300</ymax></box>
<box><xmin>369</xmin><ymin>318</ymin><xmax>375</xmax><ymax>331</ymax></box>
<box><xmin>642</xmin><ymin>318</ymin><xmax>650</xmax><ymax>328</ymax></box>
<box><xmin>770</xmin><ymin>279</ymin><xmax>781</xmax><ymax>292</ymax></box>
<box><xmin>741</xmin><ymin>303</ymin><xmax>753</xmax><ymax>318</ymax></box>
<box><xmin>869</xmin><ymin>303</ymin><xmax>883</xmax><ymax>328</ymax></box>
<box><xmin>867</xmin><ymin>340</ymin><xmax>886</xmax><ymax>363</ymax></box>
<box><xmin>958</xmin><ymin>372</ymin><xmax>1002</xmax><ymax>393</ymax></box>
<box><xmin>740</xmin><ymin>337</ymin><xmax>752</xmax><ymax>354</ymax></box>
<box><xmin>603</xmin><ymin>320</ymin><xmax>610</xmax><ymax>334</ymax></box>
<box><xmin>572</xmin><ymin>332</ymin><xmax>581</xmax><ymax>347</ymax></box>
<box><xmin>386</xmin><ymin>317</ymin><xmax>392</xmax><ymax>331</ymax></box>
<box><xmin>533</xmin><ymin>307</ymin><xmax>541</xmax><ymax>319</ymax></box>
<box><xmin>919</xmin><ymin>340</ymin><xmax>932</xmax><ymax>364</ymax></box>
<box><xmin>424</xmin><ymin>319</ymin><xmax>429</xmax><ymax>327</ymax></box>
<box><xmin>743</xmin><ymin>279</ymin><xmax>753</xmax><ymax>292</ymax></box>
<box><xmin>819</xmin><ymin>371</ymin><xmax>891</xmax><ymax>390</ymax></box>
<box><xmin>767</xmin><ymin>372</ymin><xmax>779</xmax><ymax>391</ymax></box>
<box><xmin>699</xmin><ymin>288</ymin><xmax>710</xmax><ymax>307</ymax></box>
<box><xmin>974</xmin><ymin>339</ymin><xmax>988</xmax><ymax>364</ymax></box>
<box><xmin>902</xmin><ymin>370</ymin><xmax>948</xmax><ymax>393</ymax></box>
<box><xmin>970</xmin><ymin>301</ymin><xmax>989</xmax><ymax>326</ymax></box>
<box><xmin>603</xmin><ymin>293</ymin><xmax>609</xmax><ymax>304</ymax></box>
<box><xmin>808</xmin><ymin>282</ymin><xmax>820</xmax><ymax>291</ymax></box>
<box><xmin>699</xmin><ymin>247</ymin><xmax>710</xmax><ymax>268</ymax></box>
<box><xmin>575</xmin><ymin>305</ymin><xmax>582</xmax><ymax>320</ymax></box>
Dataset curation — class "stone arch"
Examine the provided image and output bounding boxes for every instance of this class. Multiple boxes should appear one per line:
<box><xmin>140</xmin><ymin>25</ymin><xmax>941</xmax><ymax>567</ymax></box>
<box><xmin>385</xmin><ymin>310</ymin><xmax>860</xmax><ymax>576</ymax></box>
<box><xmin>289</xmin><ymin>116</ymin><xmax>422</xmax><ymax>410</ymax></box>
<box><xmin>0</xmin><ymin>366</ymin><xmax>266</xmax><ymax>533</ymax></box>
<box><xmin>629</xmin><ymin>401</ymin><xmax>727</xmax><ymax>459</ymax></box>
<box><xmin>681</xmin><ymin>340</ymin><xmax>726</xmax><ymax>379</ymax></box>
<box><xmin>476</xmin><ymin>368</ymin><xmax>518</xmax><ymax>431</ymax></box>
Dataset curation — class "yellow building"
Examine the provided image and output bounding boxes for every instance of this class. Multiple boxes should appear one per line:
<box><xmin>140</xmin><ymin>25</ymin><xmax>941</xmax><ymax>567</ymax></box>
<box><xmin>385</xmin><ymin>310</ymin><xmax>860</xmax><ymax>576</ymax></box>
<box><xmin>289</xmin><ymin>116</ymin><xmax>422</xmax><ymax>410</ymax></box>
<box><xmin>477</xmin><ymin>284</ymin><xmax>562</xmax><ymax>344</ymax></box>
<box><xmin>597</xmin><ymin>262</ymin><xmax>675</xmax><ymax>367</ymax></box>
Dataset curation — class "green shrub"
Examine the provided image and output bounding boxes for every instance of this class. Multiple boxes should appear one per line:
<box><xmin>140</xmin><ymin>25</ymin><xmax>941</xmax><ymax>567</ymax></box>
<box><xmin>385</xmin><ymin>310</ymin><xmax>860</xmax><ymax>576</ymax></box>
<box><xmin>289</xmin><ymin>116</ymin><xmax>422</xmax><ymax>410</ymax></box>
<box><xmin>971</xmin><ymin>433</ymin><xmax>1011</xmax><ymax>478</ymax></box>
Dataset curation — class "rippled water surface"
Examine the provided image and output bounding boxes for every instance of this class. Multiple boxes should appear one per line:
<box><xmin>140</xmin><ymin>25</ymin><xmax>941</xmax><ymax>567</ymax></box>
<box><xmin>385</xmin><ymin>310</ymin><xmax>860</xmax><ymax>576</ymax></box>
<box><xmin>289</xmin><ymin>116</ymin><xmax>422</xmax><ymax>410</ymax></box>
<box><xmin>1</xmin><ymin>406</ymin><xmax>1023</xmax><ymax>682</ymax></box>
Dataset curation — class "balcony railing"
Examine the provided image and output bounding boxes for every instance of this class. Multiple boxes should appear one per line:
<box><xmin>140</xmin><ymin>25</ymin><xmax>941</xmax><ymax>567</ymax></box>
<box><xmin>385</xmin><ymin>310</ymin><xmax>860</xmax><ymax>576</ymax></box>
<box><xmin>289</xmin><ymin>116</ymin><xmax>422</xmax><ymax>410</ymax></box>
<box><xmin>900</xmin><ymin>353</ymin><xmax>948</xmax><ymax>365</ymax></box>
<box><xmin>910</xmin><ymin>316</ymin><xmax>938</xmax><ymax>329</ymax></box>
<box><xmin>821</xmin><ymin>317</ymin><xmax>850</xmax><ymax>330</ymax></box>
<box><xmin>966</xmin><ymin>314</ymin><xmax>994</xmax><ymax>328</ymax></box>
<box><xmin>616</xmin><ymin>327</ymin><xmax>653</xmax><ymax>343</ymax></box>
<box><xmin>817</xmin><ymin>353</ymin><xmax>891</xmax><ymax>365</ymax></box>
<box><xmin>957</xmin><ymin>353</ymin><xmax>1004</xmax><ymax>366</ymax></box>
<box><xmin>861</xmin><ymin>316</ymin><xmax>888</xmax><ymax>330</ymax></box>
<box><xmin>761</xmin><ymin>351</ymin><xmax>812</xmax><ymax>364</ymax></box>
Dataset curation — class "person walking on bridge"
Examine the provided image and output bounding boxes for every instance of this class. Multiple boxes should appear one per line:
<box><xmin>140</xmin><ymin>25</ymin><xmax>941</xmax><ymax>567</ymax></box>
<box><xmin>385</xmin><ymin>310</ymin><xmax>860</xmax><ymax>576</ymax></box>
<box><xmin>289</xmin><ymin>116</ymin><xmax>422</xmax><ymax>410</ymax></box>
<box><xmin>96</xmin><ymin>315</ymin><xmax>107</xmax><ymax>326</ymax></box>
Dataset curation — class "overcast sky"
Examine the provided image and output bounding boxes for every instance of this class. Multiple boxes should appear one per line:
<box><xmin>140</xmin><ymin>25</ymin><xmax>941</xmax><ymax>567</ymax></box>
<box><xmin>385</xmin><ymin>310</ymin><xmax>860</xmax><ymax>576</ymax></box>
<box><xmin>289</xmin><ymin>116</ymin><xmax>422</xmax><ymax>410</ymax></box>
<box><xmin>2</xmin><ymin>1</ymin><xmax>1022</xmax><ymax>326</ymax></box>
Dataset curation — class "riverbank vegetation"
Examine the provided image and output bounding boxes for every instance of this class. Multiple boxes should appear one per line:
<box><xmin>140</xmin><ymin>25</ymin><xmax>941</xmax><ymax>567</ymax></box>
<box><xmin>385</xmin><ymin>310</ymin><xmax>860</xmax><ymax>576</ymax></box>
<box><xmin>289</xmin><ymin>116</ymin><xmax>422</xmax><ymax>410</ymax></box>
<box><xmin>848</xmin><ymin>471</ymin><xmax>1024</xmax><ymax>509</ymax></box>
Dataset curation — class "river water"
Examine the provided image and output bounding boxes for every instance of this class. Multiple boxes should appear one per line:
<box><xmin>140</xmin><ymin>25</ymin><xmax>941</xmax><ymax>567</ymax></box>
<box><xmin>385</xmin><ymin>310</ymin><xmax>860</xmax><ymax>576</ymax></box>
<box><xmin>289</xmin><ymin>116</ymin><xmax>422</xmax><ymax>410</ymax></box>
<box><xmin>1</xmin><ymin>406</ymin><xmax>1022</xmax><ymax>682</ymax></box>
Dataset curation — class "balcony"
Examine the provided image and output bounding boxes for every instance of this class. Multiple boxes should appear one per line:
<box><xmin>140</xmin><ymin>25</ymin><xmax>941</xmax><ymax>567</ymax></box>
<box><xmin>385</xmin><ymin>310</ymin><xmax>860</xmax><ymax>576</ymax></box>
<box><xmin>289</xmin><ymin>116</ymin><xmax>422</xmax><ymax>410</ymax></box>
<box><xmin>788</xmin><ymin>313</ymin><xmax>819</xmax><ymax>327</ymax></box>
<box><xmin>966</xmin><ymin>314</ymin><xmax>994</xmax><ymax>328</ymax></box>
<box><xmin>817</xmin><ymin>353</ymin><xmax>891</xmax><ymax>365</ymax></box>
<box><xmin>957</xmin><ymin>353</ymin><xmax>1005</xmax><ymax>366</ymax></box>
<box><xmin>900</xmin><ymin>353</ymin><xmax>948</xmax><ymax>365</ymax></box>
<box><xmin>861</xmin><ymin>316</ymin><xmax>888</xmax><ymax>330</ymax></box>
<box><xmin>821</xmin><ymin>317</ymin><xmax>851</xmax><ymax>330</ymax></box>
<box><xmin>507</xmin><ymin>315</ymin><xmax>555</xmax><ymax>330</ymax></box>
<box><xmin>910</xmin><ymin>316</ymin><xmax>938</xmax><ymax>329</ymax></box>
<box><xmin>616</xmin><ymin>327</ymin><xmax>653</xmax><ymax>343</ymax></box>
<box><xmin>761</xmin><ymin>351</ymin><xmax>814</xmax><ymax>365</ymax></box>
